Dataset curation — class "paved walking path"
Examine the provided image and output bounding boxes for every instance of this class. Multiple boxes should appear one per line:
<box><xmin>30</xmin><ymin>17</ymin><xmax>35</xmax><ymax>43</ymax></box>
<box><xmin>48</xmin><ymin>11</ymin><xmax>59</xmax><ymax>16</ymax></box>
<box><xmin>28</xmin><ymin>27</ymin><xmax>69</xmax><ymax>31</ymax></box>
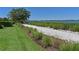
<box><xmin>23</xmin><ymin>24</ymin><xmax>79</xmax><ymax>42</ymax></box>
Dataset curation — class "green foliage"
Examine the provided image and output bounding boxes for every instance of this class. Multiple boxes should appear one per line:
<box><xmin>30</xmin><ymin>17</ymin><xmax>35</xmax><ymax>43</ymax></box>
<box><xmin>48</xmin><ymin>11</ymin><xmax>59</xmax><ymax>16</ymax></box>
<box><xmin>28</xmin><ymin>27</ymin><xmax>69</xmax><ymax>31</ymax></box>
<box><xmin>26</xmin><ymin>27</ymin><xmax>33</xmax><ymax>33</ymax></box>
<box><xmin>30</xmin><ymin>22</ymin><xmax>79</xmax><ymax>32</ymax></box>
<box><xmin>32</xmin><ymin>30</ymin><xmax>43</xmax><ymax>40</ymax></box>
<box><xmin>0</xmin><ymin>25</ymin><xmax>3</xmax><ymax>29</ymax></box>
<box><xmin>23</xmin><ymin>26</ymin><xmax>43</xmax><ymax>40</ymax></box>
<box><xmin>0</xmin><ymin>25</ymin><xmax>42</xmax><ymax>51</ymax></box>
<box><xmin>9</xmin><ymin>8</ymin><xmax>31</xmax><ymax>23</ymax></box>
<box><xmin>69</xmin><ymin>24</ymin><xmax>79</xmax><ymax>31</ymax></box>
<box><xmin>59</xmin><ymin>42</ymin><xmax>79</xmax><ymax>51</ymax></box>
<box><xmin>42</xmin><ymin>36</ymin><xmax>52</xmax><ymax>47</ymax></box>
<box><xmin>0</xmin><ymin>18</ymin><xmax>13</xmax><ymax>28</ymax></box>
<box><xmin>0</xmin><ymin>21</ymin><xmax>13</xmax><ymax>27</ymax></box>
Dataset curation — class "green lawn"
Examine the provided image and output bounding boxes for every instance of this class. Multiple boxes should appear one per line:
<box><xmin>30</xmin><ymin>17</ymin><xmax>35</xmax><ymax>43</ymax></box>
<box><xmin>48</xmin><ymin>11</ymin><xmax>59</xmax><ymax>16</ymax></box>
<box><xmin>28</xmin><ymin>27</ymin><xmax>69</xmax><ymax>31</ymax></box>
<box><xmin>0</xmin><ymin>25</ymin><xmax>43</xmax><ymax>51</ymax></box>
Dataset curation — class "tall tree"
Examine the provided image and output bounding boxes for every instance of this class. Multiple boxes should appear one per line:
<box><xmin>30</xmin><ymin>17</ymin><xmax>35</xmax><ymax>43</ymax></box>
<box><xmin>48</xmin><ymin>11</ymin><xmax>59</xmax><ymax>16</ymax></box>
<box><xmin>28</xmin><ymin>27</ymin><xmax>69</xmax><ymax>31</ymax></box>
<box><xmin>8</xmin><ymin>8</ymin><xmax>30</xmax><ymax>23</ymax></box>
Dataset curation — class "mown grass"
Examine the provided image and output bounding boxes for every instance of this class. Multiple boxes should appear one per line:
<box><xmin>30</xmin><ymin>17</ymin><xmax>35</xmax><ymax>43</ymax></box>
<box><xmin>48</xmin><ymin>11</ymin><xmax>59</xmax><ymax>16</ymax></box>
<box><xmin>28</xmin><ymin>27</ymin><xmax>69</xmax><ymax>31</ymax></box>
<box><xmin>0</xmin><ymin>24</ymin><xmax>43</xmax><ymax>51</ymax></box>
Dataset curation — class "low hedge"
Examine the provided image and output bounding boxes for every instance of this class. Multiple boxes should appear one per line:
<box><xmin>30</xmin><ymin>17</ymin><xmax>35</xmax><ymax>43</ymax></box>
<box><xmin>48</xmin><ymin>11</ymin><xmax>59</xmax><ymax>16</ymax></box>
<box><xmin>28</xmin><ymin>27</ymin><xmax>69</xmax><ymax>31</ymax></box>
<box><xmin>0</xmin><ymin>25</ymin><xmax>3</xmax><ymax>29</ymax></box>
<box><xmin>0</xmin><ymin>21</ymin><xmax>13</xmax><ymax>27</ymax></box>
<box><xmin>42</xmin><ymin>36</ymin><xmax>52</xmax><ymax>48</ymax></box>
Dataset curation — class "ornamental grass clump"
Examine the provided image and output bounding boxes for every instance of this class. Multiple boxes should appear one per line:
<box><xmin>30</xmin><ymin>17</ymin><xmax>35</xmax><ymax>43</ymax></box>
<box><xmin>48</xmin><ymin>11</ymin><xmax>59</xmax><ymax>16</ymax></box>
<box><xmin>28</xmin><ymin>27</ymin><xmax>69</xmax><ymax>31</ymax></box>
<box><xmin>42</xmin><ymin>36</ymin><xmax>52</xmax><ymax>48</ymax></box>
<box><xmin>59</xmin><ymin>42</ymin><xmax>79</xmax><ymax>51</ymax></box>
<box><xmin>32</xmin><ymin>31</ymin><xmax>43</xmax><ymax>40</ymax></box>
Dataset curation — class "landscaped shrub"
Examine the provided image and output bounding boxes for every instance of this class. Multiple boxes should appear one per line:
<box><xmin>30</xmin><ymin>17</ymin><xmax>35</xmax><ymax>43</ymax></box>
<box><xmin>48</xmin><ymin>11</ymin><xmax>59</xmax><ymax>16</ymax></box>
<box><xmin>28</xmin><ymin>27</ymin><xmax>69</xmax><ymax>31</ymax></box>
<box><xmin>59</xmin><ymin>42</ymin><xmax>79</xmax><ymax>51</ymax></box>
<box><xmin>42</xmin><ymin>36</ymin><xmax>52</xmax><ymax>48</ymax></box>
<box><xmin>0</xmin><ymin>21</ymin><xmax>13</xmax><ymax>27</ymax></box>
<box><xmin>0</xmin><ymin>25</ymin><xmax>3</xmax><ymax>29</ymax></box>
<box><xmin>32</xmin><ymin>31</ymin><xmax>43</xmax><ymax>40</ymax></box>
<box><xmin>2</xmin><ymin>22</ymin><xmax>13</xmax><ymax>27</ymax></box>
<box><xmin>0</xmin><ymin>18</ymin><xmax>13</xmax><ymax>27</ymax></box>
<box><xmin>0</xmin><ymin>19</ymin><xmax>13</xmax><ymax>27</ymax></box>
<box><xmin>24</xmin><ymin>27</ymin><xmax>43</xmax><ymax>40</ymax></box>
<box><xmin>27</xmin><ymin>27</ymin><xmax>32</xmax><ymax>33</ymax></box>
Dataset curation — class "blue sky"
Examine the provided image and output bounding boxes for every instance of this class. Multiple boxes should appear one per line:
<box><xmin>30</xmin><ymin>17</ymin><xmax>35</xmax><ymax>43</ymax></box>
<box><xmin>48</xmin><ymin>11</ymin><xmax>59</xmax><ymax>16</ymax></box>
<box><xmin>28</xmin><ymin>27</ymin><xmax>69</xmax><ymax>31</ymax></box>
<box><xmin>0</xmin><ymin>7</ymin><xmax>79</xmax><ymax>20</ymax></box>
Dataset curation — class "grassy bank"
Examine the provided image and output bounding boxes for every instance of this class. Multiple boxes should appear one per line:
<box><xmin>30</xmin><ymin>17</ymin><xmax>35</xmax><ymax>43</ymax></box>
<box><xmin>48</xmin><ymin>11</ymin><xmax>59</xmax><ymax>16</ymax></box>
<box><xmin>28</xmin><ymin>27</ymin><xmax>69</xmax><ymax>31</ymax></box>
<box><xmin>30</xmin><ymin>22</ymin><xmax>79</xmax><ymax>32</ymax></box>
<box><xmin>1</xmin><ymin>22</ymin><xmax>79</xmax><ymax>51</ymax></box>
<box><xmin>0</xmin><ymin>24</ymin><xmax>43</xmax><ymax>51</ymax></box>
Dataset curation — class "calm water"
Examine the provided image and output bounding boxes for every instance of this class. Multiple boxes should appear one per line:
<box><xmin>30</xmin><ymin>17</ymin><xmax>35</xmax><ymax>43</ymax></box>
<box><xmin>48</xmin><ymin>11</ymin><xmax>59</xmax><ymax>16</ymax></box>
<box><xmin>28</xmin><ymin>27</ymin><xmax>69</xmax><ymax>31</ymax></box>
<box><xmin>30</xmin><ymin>20</ymin><xmax>79</xmax><ymax>23</ymax></box>
<box><xmin>50</xmin><ymin>20</ymin><xmax>79</xmax><ymax>23</ymax></box>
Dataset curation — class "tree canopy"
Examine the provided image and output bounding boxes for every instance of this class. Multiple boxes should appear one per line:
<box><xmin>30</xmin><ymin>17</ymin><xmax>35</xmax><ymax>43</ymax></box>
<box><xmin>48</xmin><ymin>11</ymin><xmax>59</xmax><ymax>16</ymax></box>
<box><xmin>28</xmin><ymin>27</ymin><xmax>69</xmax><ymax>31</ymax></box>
<box><xmin>8</xmin><ymin>8</ymin><xmax>31</xmax><ymax>23</ymax></box>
